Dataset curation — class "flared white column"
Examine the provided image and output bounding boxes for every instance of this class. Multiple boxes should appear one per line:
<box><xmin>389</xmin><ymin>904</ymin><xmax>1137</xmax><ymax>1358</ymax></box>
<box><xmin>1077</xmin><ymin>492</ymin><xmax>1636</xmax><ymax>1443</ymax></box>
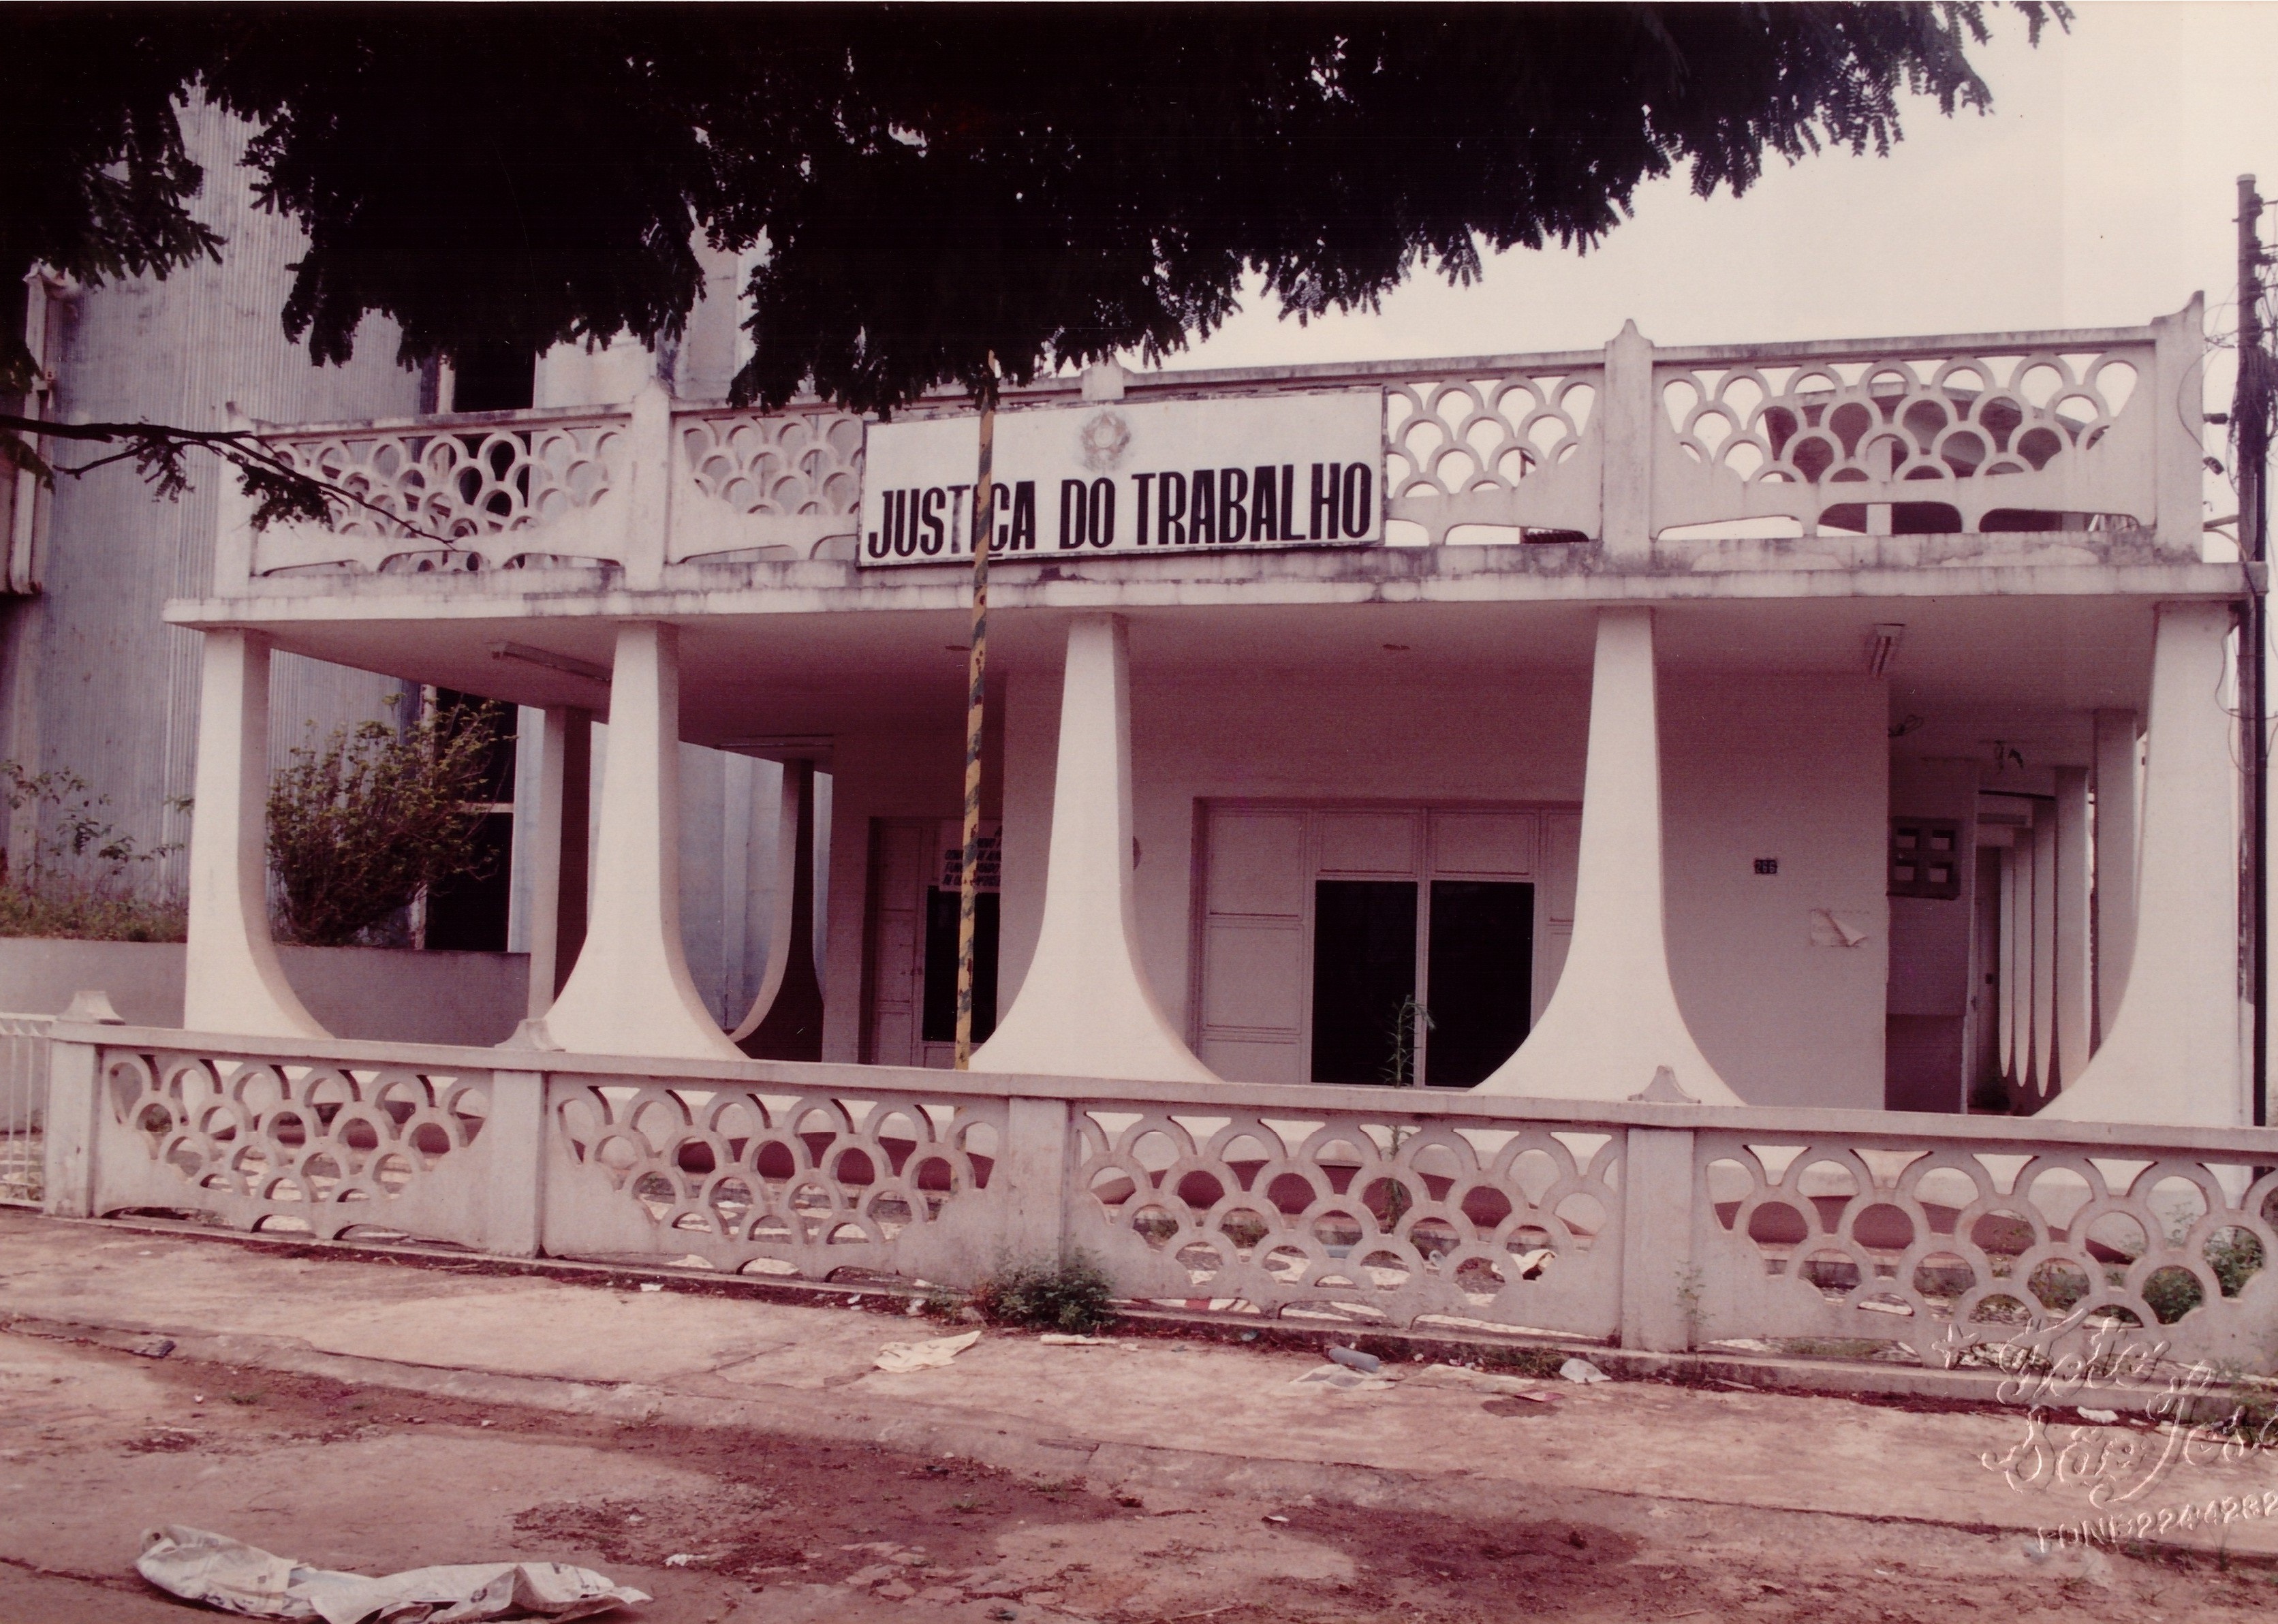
<box><xmin>183</xmin><ymin>629</ymin><xmax>326</xmax><ymax>1037</ymax></box>
<box><xmin>2053</xmin><ymin>766</ymin><xmax>2093</xmax><ymax>1090</ymax></box>
<box><xmin>1476</xmin><ymin>607</ymin><xmax>1741</xmax><ymax>1104</ymax></box>
<box><xmin>973</xmin><ymin>614</ymin><xmax>1217</xmax><ymax>1084</ymax></box>
<box><xmin>2046</xmin><ymin>604</ymin><xmax>2245</xmax><ymax>1125</ymax></box>
<box><xmin>2028</xmin><ymin>800</ymin><xmax>2058</xmax><ymax>1093</ymax></box>
<box><xmin>730</xmin><ymin>757</ymin><xmax>826</xmax><ymax>1059</ymax></box>
<box><xmin>544</xmin><ymin>623</ymin><xmax>740</xmax><ymax>1061</ymax></box>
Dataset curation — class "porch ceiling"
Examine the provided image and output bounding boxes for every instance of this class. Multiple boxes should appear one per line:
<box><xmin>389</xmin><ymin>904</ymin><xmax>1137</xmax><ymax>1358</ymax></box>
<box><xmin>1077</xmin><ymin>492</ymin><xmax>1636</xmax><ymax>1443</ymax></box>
<box><xmin>230</xmin><ymin>592</ymin><xmax>2180</xmax><ymax>772</ymax></box>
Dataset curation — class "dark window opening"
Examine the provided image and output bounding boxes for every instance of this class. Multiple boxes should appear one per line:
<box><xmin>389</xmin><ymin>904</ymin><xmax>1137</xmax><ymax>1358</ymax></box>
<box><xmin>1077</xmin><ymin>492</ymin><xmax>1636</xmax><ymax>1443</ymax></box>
<box><xmin>433</xmin><ymin>689</ymin><xmax>517</xmax><ymax>801</ymax></box>
<box><xmin>420</xmin><ymin>693</ymin><xmax>516</xmax><ymax>952</ymax></box>
<box><xmin>921</xmin><ymin>888</ymin><xmax>999</xmax><ymax>1044</ymax></box>
<box><xmin>424</xmin><ymin>811</ymin><xmax>514</xmax><ymax>952</ymax></box>
<box><xmin>1423</xmin><ymin>881</ymin><xmax>1534</xmax><ymax>1088</ymax></box>
<box><xmin>1310</xmin><ymin>880</ymin><xmax>1418</xmax><ymax>1084</ymax></box>
<box><xmin>450</xmin><ymin>342</ymin><xmax>535</xmax><ymax>413</ymax></box>
<box><xmin>1888</xmin><ymin>817</ymin><xmax>1963</xmax><ymax>901</ymax></box>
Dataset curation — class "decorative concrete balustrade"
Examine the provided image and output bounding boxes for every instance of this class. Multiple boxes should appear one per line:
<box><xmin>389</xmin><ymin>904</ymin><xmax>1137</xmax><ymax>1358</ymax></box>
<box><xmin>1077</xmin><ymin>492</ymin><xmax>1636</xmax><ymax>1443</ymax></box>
<box><xmin>213</xmin><ymin>302</ymin><xmax>2206</xmax><ymax>591</ymax></box>
<box><xmin>43</xmin><ymin>1023</ymin><xmax>2278</xmax><ymax>1369</ymax></box>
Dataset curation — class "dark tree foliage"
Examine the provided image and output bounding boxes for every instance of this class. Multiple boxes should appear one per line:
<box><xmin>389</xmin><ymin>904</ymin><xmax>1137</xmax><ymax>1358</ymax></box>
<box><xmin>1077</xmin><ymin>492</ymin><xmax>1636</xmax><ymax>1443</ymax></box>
<box><xmin>3</xmin><ymin>3</ymin><xmax>2063</xmax><ymax>448</ymax></box>
<box><xmin>0</xmin><ymin>8</ymin><xmax>225</xmax><ymax>394</ymax></box>
<box><xmin>702</xmin><ymin>4</ymin><xmax>2064</xmax><ymax>413</ymax></box>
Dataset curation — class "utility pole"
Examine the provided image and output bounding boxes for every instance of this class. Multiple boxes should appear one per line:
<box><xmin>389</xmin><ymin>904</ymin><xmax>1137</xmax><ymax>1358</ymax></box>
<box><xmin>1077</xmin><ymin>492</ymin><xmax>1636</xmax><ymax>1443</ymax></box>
<box><xmin>2238</xmin><ymin>175</ymin><xmax>2270</xmax><ymax>1127</ymax></box>
<box><xmin>953</xmin><ymin>357</ymin><xmax>999</xmax><ymax>1070</ymax></box>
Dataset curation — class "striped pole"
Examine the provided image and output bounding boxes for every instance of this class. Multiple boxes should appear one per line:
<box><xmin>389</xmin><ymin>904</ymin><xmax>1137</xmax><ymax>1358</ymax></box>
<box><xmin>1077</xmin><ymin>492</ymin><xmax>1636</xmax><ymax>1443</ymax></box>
<box><xmin>954</xmin><ymin>362</ymin><xmax>998</xmax><ymax>1069</ymax></box>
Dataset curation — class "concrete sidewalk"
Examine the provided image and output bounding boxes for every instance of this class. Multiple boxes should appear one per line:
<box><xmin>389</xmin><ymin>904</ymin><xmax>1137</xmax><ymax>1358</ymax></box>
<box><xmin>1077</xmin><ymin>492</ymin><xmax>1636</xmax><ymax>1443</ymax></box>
<box><xmin>2</xmin><ymin>1208</ymin><xmax>2273</xmax><ymax>1559</ymax></box>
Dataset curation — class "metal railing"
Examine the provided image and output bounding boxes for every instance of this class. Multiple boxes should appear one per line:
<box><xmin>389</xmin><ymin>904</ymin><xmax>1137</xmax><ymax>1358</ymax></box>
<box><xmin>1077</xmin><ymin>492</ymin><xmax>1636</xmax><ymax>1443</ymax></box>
<box><xmin>0</xmin><ymin>1012</ymin><xmax>53</xmax><ymax>1204</ymax></box>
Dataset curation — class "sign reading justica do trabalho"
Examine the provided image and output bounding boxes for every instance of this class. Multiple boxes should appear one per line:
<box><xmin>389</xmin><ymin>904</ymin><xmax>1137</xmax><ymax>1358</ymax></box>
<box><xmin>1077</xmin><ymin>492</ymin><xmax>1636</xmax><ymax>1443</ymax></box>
<box><xmin>857</xmin><ymin>391</ymin><xmax>1383</xmax><ymax>567</ymax></box>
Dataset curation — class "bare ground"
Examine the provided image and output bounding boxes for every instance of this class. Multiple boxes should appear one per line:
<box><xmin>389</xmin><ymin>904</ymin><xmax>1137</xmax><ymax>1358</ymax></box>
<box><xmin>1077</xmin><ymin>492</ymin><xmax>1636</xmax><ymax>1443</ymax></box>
<box><xmin>3</xmin><ymin>1326</ymin><xmax>2277</xmax><ymax>1623</ymax></box>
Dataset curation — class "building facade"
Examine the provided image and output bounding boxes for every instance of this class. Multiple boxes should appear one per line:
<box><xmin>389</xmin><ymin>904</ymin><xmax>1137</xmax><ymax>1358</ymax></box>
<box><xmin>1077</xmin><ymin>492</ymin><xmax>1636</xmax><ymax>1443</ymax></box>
<box><xmin>165</xmin><ymin>296</ymin><xmax>2246</xmax><ymax>1127</ymax></box>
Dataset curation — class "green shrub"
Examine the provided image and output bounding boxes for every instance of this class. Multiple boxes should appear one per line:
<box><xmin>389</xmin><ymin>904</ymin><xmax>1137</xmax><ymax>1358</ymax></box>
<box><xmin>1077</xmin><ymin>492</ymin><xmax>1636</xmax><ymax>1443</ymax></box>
<box><xmin>0</xmin><ymin>876</ymin><xmax>185</xmax><ymax>941</ymax></box>
<box><xmin>967</xmin><ymin>1251</ymin><xmax>1117</xmax><ymax>1332</ymax></box>
<box><xmin>268</xmin><ymin>698</ymin><xmax>507</xmax><ymax>946</ymax></box>
<box><xmin>2208</xmin><ymin>1228</ymin><xmax>2266</xmax><ymax>1298</ymax></box>
<box><xmin>2142</xmin><ymin>1266</ymin><xmax>2206</xmax><ymax>1325</ymax></box>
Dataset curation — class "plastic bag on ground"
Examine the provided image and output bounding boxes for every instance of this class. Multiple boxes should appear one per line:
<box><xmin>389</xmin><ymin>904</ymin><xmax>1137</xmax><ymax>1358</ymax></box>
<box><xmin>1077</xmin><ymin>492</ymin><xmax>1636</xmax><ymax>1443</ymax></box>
<box><xmin>873</xmin><ymin>1329</ymin><xmax>982</xmax><ymax>1372</ymax></box>
<box><xmin>1288</xmin><ymin>1362</ymin><xmax>1393</xmax><ymax>1392</ymax></box>
<box><xmin>1409</xmin><ymin>1363</ymin><xmax>1558</xmax><ymax>1399</ymax></box>
<box><xmin>1558</xmin><ymin>1357</ymin><xmax>1611</xmax><ymax>1384</ymax></box>
<box><xmin>136</xmin><ymin>1526</ymin><xmax>648</xmax><ymax>1623</ymax></box>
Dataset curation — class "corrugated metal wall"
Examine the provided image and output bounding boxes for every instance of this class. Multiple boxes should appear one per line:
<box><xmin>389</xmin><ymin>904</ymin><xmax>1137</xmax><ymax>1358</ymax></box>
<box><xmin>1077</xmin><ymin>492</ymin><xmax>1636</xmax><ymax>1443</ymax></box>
<box><xmin>17</xmin><ymin>102</ymin><xmax>418</xmax><ymax>896</ymax></box>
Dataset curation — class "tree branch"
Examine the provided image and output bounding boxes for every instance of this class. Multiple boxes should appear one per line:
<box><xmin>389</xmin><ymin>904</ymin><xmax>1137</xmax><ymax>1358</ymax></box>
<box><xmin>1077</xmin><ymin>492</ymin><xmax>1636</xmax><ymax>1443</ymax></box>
<box><xmin>0</xmin><ymin>413</ymin><xmax>456</xmax><ymax>546</ymax></box>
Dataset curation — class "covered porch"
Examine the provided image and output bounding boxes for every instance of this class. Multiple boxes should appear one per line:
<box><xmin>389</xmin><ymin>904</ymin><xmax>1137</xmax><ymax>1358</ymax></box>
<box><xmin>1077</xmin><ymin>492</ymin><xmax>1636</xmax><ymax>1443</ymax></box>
<box><xmin>169</xmin><ymin>572</ymin><xmax>2241</xmax><ymax>1128</ymax></box>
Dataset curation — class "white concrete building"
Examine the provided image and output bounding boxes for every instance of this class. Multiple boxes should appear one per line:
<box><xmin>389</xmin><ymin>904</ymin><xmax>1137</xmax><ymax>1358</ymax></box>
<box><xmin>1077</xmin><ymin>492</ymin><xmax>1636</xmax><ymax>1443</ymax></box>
<box><xmin>168</xmin><ymin>296</ymin><xmax>2245</xmax><ymax>1127</ymax></box>
<box><xmin>45</xmin><ymin>291</ymin><xmax>2278</xmax><ymax>1375</ymax></box>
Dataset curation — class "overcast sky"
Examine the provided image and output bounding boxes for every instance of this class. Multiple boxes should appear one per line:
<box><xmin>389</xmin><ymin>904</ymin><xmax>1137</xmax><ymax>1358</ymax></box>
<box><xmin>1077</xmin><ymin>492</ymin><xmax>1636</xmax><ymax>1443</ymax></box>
<box><xmin>1157</xmin><ymin>3</ymin><xmax>2278</xmax><ymax>373</ymax></box>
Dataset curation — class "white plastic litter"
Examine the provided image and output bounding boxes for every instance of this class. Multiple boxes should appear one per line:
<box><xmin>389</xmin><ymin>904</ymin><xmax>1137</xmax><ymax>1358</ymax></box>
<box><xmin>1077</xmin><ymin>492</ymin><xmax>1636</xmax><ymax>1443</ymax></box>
<box><xmin>1508</xmin><ymin>1248</ymin><xmax>1554</xmax><ymax>1281</ymax></box>
<box><xmin>135</xmin><ymin>1526</ymin><xmax>648</xmax><ymax>1623</ymax></box>
<box><xmin>1557</xmin><ymin>1358</ymin><xmax>1610</xmax><ymax>1384</ymax></box>
<box><xmin>636</xmin><ymin>1283</ymin><xmax>663</xmax><ymax>1294</ymax></box>
<box><xmin>1037</xmin><ymin>1334</ymin><xmax>1128</xmax><ymax>1347</ymax></box>
<box><xmin>873</xmin><ymin>1329</ymin><xmax>982</xmax><ymax>1372</ymax></box>
<box><xmin>1288</xmin><ymin>1362</ymin><xmax>1393</xmax><ymax>1392</ymax></box>
<box><xmin>1326</xmin><ymin>1345</ymin><xmax>1382</xmax><ymax>1374</ymax></box>
<box><xmin>1409</xmin><ymin>1363</ymin><xmax>1557</xmax><ymax>1399</ymax></box>
<box><xmin>2078</xmin><ymin>1407</ymin><xmax>2119</xmax><ymax>1424</ymax></box>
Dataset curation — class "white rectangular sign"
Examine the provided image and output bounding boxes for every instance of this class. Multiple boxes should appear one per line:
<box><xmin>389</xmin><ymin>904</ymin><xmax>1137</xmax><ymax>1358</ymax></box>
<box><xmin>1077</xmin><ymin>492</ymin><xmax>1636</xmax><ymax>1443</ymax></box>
<box><xmin>858</xmin><ymin>390</ymin><xmax>1382</xmax><ymax>567</ymax></box>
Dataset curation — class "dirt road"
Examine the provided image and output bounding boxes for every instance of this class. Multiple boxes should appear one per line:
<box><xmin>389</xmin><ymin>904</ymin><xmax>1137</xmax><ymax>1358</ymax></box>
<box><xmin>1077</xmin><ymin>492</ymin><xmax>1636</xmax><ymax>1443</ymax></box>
<box><xmin>4</xmin><ymin>1323</ymin><xmax>2273</xmax><ymax>1624</ymax></box>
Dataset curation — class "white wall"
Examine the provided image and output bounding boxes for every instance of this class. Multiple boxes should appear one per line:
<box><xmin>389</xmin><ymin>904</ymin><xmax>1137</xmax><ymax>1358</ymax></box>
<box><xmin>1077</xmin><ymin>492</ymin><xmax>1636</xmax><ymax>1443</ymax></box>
<box><xmin>18</xmin><ymin>101</ymin><xmax>420</xmax><ymax>896</ymax></box>
<box><xmin>1660</xmin><ymin>674</ymin><xmax>1889</xmax><ymax>1108</ymax></box>
<box><xmin>0</xmin><ymin>937</ymin><xmax>527</xmax><ymax>1046</ymax></box>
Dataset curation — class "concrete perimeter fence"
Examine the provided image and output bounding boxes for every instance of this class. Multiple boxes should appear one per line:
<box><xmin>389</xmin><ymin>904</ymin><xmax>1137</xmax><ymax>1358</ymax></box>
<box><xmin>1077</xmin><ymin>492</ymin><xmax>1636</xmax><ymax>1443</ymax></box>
<box><xmin>38</xmin><ymin>1022</ymin><xmax>2278</xmax><ymax>1372</ymax></box>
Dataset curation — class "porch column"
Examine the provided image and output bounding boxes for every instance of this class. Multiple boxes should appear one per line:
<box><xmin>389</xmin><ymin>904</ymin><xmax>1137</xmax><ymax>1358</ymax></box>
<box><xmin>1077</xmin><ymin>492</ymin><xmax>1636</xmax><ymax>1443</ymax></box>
<box><xmin>973</xmin><ymin>613</ymin><xmax>1217</xmax><ymax>1084</ymax></box>
<box><xmin>730</xmin><ymin>757</ymin><xmax>826</xmax><ymax>1059</ymax></box>
<box><xmin>2091</xmin><ymin>708</ymin><xmax>2140</xmax><ymax>1045</ymax></box>
<box><xmin>1478</xmin><ymin>607</ymin><xmax>1741</xmax><ymax>1103</ymax></box>
<box><xmin>183</xmin><ymin>629</ymin><xmax>326</xmax><ymax>1037</ymax></box>
<box><xmin>1997</xmin><ymin>845</ymin><xmax>2020</xmax><ymax>1085</ymax></box>
<box><xmin>520</xmin><ymin>706</ymin><xmax>592</xmax><ymax>1018</ymax></box>
<box><xmin>544</xmin><ymin>623</ymin><xmax>740</xmax><ymax>1061</ymax></box>
<box><xmin>2028</xmin><ymin>798</ymin><xmax>2058</xmax><ymax>1094</ymax></box>
<box><xmin>2046</xmin><ymin>604</ymin><xmax>2245</xmax><ymax>1125</ymax></box>
<box><xmin>2053</xmin><ymin>766</ymin><xmax>2092</xmax><ymax>1089</ymax></box>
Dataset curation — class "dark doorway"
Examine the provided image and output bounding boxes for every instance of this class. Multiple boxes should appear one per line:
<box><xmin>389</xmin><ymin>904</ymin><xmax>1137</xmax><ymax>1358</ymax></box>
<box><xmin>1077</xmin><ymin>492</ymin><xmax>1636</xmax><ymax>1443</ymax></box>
<box><xmin>921</xmin><ymin>888</ymin><xmax>999</xmax><ymax>1044</ymax></box>
<box><xmin>1424</xmin><ymin>880</ymin><xmax>1534</xmax><ymax>1087</ymax></box>
<box><xmin>1310</xmin><ymin>879</ymin><xmax>1418</xmax><ymax>1084</ymax></box>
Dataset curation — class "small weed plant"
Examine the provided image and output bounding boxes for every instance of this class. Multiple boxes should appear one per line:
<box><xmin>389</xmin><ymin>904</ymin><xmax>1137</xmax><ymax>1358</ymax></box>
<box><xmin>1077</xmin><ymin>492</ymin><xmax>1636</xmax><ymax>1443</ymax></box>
<box><xmin>967</xmin><ymin>1251</ymin><xmax>1117</xmax><ymax>1333</ymax></box>
<box><xmin>0</xmin><ymin>762</ymin><xmax>185</xmax><ymax>940</ymax></box>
